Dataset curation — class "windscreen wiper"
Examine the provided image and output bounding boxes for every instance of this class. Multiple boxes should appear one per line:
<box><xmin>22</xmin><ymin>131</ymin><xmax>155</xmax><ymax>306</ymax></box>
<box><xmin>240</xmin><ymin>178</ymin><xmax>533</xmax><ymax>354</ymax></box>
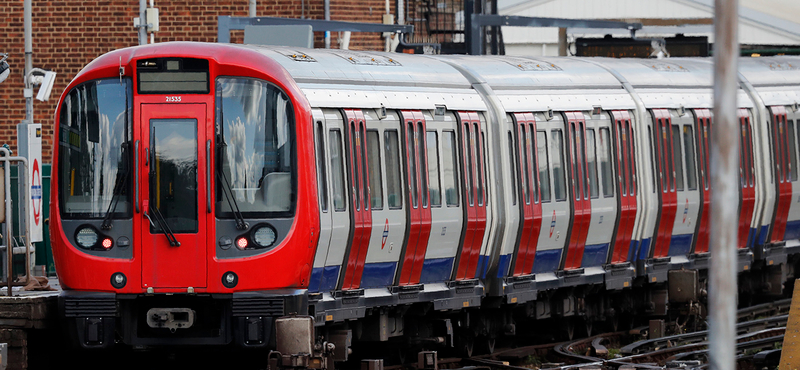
<box><xmin>101</xmin><ymin>143</ymin><xmax>131</xmax><ymax>230</ymax></box>
<box><xmin>145</xmin><ymin>205</ymin><xmax>180</xmax><ymax>246</ymax></box>
<box><xmin>216</xmin><ymin>139</ymin><xmax>248</xmax><ymax>230</ymax></box>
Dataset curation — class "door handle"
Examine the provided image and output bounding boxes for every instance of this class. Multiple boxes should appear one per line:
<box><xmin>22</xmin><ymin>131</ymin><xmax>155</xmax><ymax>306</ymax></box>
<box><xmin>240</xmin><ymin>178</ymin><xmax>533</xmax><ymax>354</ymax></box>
<box><xmin>145</xmin><ymin>147</ymin><xmax>150</xmax><ymax>166</ymax></box>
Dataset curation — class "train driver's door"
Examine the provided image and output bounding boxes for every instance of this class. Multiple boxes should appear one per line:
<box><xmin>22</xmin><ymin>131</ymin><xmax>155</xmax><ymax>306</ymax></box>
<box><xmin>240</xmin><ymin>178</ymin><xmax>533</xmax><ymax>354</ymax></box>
<box><xmin>139</xmin><ymin>103</ymin><xmax>208</xmax><ymax>289</ymax></box>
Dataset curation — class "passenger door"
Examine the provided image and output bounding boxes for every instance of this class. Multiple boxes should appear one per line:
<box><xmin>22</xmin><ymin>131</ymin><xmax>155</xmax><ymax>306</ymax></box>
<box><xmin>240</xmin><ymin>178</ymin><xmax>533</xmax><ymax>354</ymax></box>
<box><xmin>139</xmin><ymin>103</ymin><xmax>208</xmax><ymax>289</ymax></box>
<box><xmin>340</xmin><ymin>109</ymin><xmax>372</xmax><ymax>290</ymax></box>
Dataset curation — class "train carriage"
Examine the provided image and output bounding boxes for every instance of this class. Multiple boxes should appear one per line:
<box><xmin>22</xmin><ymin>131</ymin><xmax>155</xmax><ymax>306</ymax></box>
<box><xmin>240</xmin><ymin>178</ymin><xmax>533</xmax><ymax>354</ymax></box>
<box><xmin>50</xmin><ymin>42</ymin><xmax>800</xmax><ymax>359</ymax></box>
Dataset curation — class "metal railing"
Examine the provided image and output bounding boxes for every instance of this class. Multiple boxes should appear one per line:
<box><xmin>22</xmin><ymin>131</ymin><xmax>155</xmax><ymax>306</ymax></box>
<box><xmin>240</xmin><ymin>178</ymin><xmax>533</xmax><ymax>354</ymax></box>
<box><xmin>0</xmin><ymin>148</ymin><xmax>32</xmax><ymax>296</ymax></box>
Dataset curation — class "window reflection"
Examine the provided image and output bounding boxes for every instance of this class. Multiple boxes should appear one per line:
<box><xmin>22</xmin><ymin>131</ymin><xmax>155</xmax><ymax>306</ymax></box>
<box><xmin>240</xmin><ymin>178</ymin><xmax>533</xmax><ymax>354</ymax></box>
<box><xmin>216</xmin><ymin>77</ymin><xmax>295</xmax><ymax>216</ymax></box>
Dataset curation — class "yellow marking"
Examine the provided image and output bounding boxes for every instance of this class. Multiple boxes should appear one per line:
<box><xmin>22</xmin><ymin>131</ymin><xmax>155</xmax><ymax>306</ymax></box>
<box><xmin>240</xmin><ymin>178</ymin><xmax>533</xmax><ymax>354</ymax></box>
<box><xmin>463</xmin><ymin>301</ymin><xmax>469</xmax><ymax>308</ymax></box>
<box><xmin>652</xmin><ymin>277</ymin><xmax>657</xmax><ymax>283</ymax></box>
<box><xmin>744</xmin><ymin>265</ymin><xmax>750</xmax><ymax>271</ymax></box>
<box><xmin>325</xmin><ymin>315</ymin><xmax>333</xmax><ymax>322</ymax></box>
<box><xmin>510</xmin><ymin>297</ymin><xmax>518</xmax><ymax>304</ymax></box>
<box><xmin>769</xmin><ymin>260</ymin><xmax>775</xmax><ymax>265</ymax></box>
<box><xmin>779</xmin><ymin>279</ymin><xmax>800</xmax><ymax>369</ymax></box>
<box><xmin>70</xmin><ymin>169</ymin><xmax>75</xmax><ymax>196</ymax></box>
<box><xmin>624</xmin><ymin>281</ymin><xmax>630</xmax><ymax>287</ymax></box>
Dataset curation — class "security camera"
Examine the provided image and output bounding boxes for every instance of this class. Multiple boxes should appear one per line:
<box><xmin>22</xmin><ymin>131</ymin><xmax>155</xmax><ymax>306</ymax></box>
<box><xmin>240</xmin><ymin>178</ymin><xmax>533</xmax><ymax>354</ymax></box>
<box><xmin>35</xmin><ymin>71</ymin><xmax>56</xmax><ymax>102</ymax></box>
<box><xmin>0</xmin><ymin>54</ymin><xmax>9</xmax><ymax>84</ymax></box>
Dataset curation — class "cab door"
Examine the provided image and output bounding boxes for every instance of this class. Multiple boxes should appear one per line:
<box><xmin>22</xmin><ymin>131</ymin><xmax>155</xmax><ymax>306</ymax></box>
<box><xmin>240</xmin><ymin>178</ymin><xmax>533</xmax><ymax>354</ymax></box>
<box><xmin>140</xmin><ymin>103</ymin><xmax>208</xmax><ymax>289</ymax></box>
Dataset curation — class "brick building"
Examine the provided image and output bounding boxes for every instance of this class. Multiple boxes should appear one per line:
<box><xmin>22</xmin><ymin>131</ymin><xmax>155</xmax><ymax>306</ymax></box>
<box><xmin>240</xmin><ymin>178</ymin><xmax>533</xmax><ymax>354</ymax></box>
<box><xmin>0</xmin><ymin>0</ymin><xmax>408</xmax><ymax>163</ymax></box>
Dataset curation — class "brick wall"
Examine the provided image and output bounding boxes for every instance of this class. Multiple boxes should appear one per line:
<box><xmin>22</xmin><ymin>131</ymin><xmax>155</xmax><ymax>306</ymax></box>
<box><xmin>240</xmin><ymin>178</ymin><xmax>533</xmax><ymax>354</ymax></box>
<box><xmin>0</xmin><ymin>0</ymin><xmax>399</xmax><ymax>163</ymax></box>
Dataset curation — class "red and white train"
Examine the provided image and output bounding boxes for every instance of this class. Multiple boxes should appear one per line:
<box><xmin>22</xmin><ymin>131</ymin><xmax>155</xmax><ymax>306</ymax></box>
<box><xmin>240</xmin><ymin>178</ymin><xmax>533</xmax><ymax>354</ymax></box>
<box><xmin>51</xmin><ymin>42</ymin><xmax>800</xmax><ymax>358</ymax></box>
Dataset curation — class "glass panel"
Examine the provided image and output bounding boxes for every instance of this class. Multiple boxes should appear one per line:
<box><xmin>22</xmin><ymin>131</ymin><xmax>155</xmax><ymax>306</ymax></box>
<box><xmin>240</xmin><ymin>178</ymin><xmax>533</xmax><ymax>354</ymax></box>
<box><xmin>407</xmin><ymin>124</ymin><xmax>418</xmax><ymax>208</ymax></box>
<box><xmin>627</xmin><ymin>124</ymin><xmax>636</xmax><ymax>195</ymax></box>
<box><xmin>360</xmin><ymin>126</ymin><xmax>370</xmax><ymax>208</ymax></box>
<box><xmin>367</xmin><ymin>130</ymin><xmax>383</xmax><ymax>209</ymax></box>
<box><xmin>520</xmin><ymin>125</ymin><xmax>530</xmax><ymax>204</ymax></box>
<box><xmin>528</xmin><ymin>125</ymin><xmax>538</xmax><ymax>203</ymax></box>
<box><xmin>599</xmin><ymin>127</ymin><xmax>614</xmax><ymax>197</ymax></box>
<box><xmin>702</xmin><ymin>123</ymin><xmax>710</xmax><ymax>189</ymax></box>
<box><xmin>330</xmin><ymin>130</ymin><xmax>346</xmax><ymax>212</ymax></box>
<box><xmin>150</xmin><ymin>119</ymin><xmax>198</xmax><ymax>233</ymax></box>
<box><xmin>658</xmin><ymin>124</ymin><xmax>668</xmax><ymax>192</ymax></box>
<box><xmin>442</xmin><ymin>131</ymin><xmax>459</xmax><ymax>207</ymax></box>
<box><xmin>684</xmin><ymin>126</ymin><xmax>698</xmax><ymax>191</ymax></box>
<box><xmin>418</xmin><ymin>124</ymin><xmax>429</xmax><ymax>207</ymax></box>
<box><xmin>649</xmin><ymin>125</ymin><xmax>657</xmax><ymax>193</ymax></box>
<box><xmin>586</xmin><ymin>128</ymin><xmax>599</xmax><ymax>198</ymax></box>
<box><xmin>537</xmin><ymin>131</ymin><xmax>551</xmax><ymax>203</ymax></box>
<box><xmin>316</xmin><ymin>122</ymin><xmax>328</xmax><ymax>212</ymax></box>
<box><xmin>552</xmin><ymin>129</ymin><xmax>567</xmax><ymax>201</ymax></box>
<box><xmin>384</xmin><ymin>130</ymin><xmax>403</xmax><ymax>209</ymax></box>
<box><xmin>747</xmin><ymin>122</ymin><xmax>755</xmax><ymax>186</ymax></box>
<box><xmin>215</xmin><ymin>77</ymin><xmax>294</xmax><ymax>216</ymax></box>
<box><xmin>465</xmin><ymin>124</ymin><xmax>474</xmax><ymax>206</ymax></box>
<box><xmin>58</xmin><ymin>79</ymin><xmax>132</xmax><ymax>218</ymax></box>
<box><xmin>740</xmin><ymin>122</ymin><xmax>748</xmax><ymax>187</ymax></box>
<box><xmin>789</xmin><ymin>120</ymin><xmax>798</xmax><ymax>181</ymax></box>
<box><xmin>481</xmin><ymin>130</ymin><xmax>488</xmax><ymax>206</ymax></box>
<box><xmin>351</xmin><ymin>124</ymin><xmax>360</xmax><ymax>210</ymax></box>
<box><xmin>427</xmin><ymin>131</ymin><xmax>442</xmax><ymax>207</ymax></box>
<box><xmin>508</xmin><ymin>133</ymin><xmax>517</xmax><ymax>206</ymax></box>
<box><xmin>672</xmin><ymin>125</ymin><xmax>684</xmax><ymax>191</ymax></box>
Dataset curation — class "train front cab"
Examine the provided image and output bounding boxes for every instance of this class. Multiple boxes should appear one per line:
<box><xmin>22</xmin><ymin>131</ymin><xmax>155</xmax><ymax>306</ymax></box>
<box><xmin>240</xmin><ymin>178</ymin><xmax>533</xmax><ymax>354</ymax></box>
<box><xmin>52</xmin><ymin>44</ymin><xmax>319</xmax><ymax>349</ymax></box>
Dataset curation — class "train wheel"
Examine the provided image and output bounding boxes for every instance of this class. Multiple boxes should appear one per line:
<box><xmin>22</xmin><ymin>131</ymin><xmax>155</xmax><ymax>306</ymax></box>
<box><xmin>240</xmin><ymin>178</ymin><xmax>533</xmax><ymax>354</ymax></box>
<box><xmin>477</xmin><ymin>336</ymin><xmax>496</xmax><ymax>355</ymax></box>
<box><xmin>565</xmin><ymin>318</ymin><xmax>576</xmax><ymax>340</ymax></box>
<box><xmin>456</xmin><ymin>334</ymin><xmax>474</xmax><ymax>358</ymax></box>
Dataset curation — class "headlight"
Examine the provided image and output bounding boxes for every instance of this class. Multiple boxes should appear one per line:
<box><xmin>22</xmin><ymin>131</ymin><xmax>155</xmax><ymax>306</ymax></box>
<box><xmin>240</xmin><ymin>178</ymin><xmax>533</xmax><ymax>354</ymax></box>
<box><xmin>76</xmin><ymin>227</ymin><xmax>99</xmax><ymax>249</ymax></box>
<box><xmin>253</xmin><ymin>225</ymin><xmax>277</xmax><ymax>248</ymax></box>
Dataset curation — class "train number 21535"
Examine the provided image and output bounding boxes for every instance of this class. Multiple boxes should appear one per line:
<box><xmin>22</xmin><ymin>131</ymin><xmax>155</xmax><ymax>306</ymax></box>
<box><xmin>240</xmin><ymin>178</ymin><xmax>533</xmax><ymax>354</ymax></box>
<box><xmin>166</xmin><ymin>96</ymin><xmax>182</xmax><ymax>102</ymax></box>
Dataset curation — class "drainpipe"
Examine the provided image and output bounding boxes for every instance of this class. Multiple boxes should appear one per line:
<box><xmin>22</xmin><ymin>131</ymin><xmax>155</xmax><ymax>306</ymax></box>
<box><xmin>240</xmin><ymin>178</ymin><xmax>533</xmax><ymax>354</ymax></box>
<box><xmin>24</xmin><ymin>0</ymin><xmax>32</xmax><ymax>122</ymax></box>
<box><xmin>249</xmin><ymin>0</ymin><xmax>256</xmax><ymax>17</ymax></box>
<box><xmin>325</xmin><ymin>0</ymin><xmax>331</xmax><ymax>48</ymax></box>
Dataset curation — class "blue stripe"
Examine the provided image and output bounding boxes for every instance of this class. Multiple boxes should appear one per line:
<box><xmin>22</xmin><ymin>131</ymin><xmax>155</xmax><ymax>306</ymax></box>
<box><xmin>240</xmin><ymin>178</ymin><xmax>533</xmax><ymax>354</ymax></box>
<box><xmin>309</xmin><ymin>267</ymin><xmax>323</xmax><ymax>293</ymax></box>
<box><xmin>532</xmin><ymin>249</ymin><xmax>562</xmax><ymax>273</ymax></box>
<box><xmin>668</xmin><ymin>234</ymin><xmax>694</xmax><ymax>256</ymax></box>
<box><xmin>786</xmin><ymin>220</ymin><xmax>800</xmax><ymax>240</ymax></box>
<box><xmin>496</xmin><ymin>254</ymin><xmax>512</xmax><ymax>278</ymax></box>
<box><xmin>478</xmin><ymin>255</ymin><xmax>490</xmax><ymax>279</ymax></box>
<box><xmin>581</xmin><ymin>243</ymin><xmax>609</xmax><ymax>267</ymax></box>
<box><xmin>420</xmin><ymin>258</ymin><xmax>454</xmax><ymax>284</ymax></box>
<box><xmin>627</xmin><ymin>240</ymin><xmax>637</xmax><ymax>261</ymax></box>
<box><xmin>309</xmin><ymin>265</ymin><xmax>340</xmax><ymax>293</ymax></box>
<box><xmin>360</xmin><ymin>262</ymin><xmax>397</xmax><ymax>288</ymax></box>
<box><xmin>757</xmin><ymin>225</ymin><xmax>770</xmax><ymax>246</ymax></box>
<box><xmin>637</xmin><ymin>238</ymin><xmax>652</xmax><ymax>261</ymax></box>
<box><xmin>747</xmin><ymin>228</ymin><xmax>758</xmax><ymax>249</ymax></box>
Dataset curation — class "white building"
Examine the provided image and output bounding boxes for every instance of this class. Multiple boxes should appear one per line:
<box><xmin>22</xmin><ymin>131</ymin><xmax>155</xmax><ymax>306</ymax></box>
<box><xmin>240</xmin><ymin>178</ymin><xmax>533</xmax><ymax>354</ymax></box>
<box><xmin>499</xmin><ymin>0</ymin><xmax>800</xmax><ymax>56</ymax></box>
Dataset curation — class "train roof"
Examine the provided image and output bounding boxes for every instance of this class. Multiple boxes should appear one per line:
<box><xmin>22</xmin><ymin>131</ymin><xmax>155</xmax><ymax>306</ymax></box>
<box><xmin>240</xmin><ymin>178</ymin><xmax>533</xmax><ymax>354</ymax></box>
<box><xmin>739</xmin><ymin>56</ymin><xmax>800</xmax><ymax>106</ymax></box>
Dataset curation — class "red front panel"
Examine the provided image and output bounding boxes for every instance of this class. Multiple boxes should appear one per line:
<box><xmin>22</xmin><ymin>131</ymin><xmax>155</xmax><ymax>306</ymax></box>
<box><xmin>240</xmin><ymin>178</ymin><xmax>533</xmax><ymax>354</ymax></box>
<box><xmin>341</xmin><ymin>109</ymin><xmax>372</xmax><ymax>290</ymax></box>
<box><xmin>770</xmin><ymin>106</ymin><xmax>791</xmax><ymax>242</ymax></box>
<box><xmin>694</xmin><ymin>109</ymin><xmax>712</xmax><ymax>254</ymax></box>
<box><xmin>512</xmin><ymin>113</ymin><xmax>543</xmax><ymax>275</ymax></box>
<box><xmin>564</xmin><ymin>112</ymin><xmax>591</xmax><ymax>270</ymax></box>
<box><xmin>738</xmin><ymin>109</ymin><xmax>756</xmax><ymax>249</ymax></box>
<box><xmin>454</xmin><ymin>112</ymin><xmax>488</xmax><ymax>280</ymax></box>
<box><xmin>652</xmin><ymin>109</ymin><xmax>677</xmax><ymax>258</ymax></box>
<box><xmin>610</xmin><ymin>110</ymin><xmax>636</xmax><ymax>264</ymax></box>
<box><xmin>398</xmin><ymin>110</ymin><xmax>432</xmax><ymax>286</ymax></box>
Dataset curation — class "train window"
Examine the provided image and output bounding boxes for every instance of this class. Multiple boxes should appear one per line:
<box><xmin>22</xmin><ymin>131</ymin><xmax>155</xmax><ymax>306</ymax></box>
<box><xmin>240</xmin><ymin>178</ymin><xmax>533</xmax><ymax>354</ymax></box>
<box><xmin>476</xmin><ymin>125</ymin><xmax>485</xmax><ymax>206</ymax></box>
<box><xmin>586</xmin><ymin>128</ymin><xmax>599</xmax><ymax>199</ymax></box>
<box><xmin>351</xmin><ymin>123</ymin><xmax>361</xmax><ymax>211</ymax></box>
<box><xmin>746</xmin><ymin>121</ymin><xmax>755</xmax><ymax>187</ymax></box>
<box><xmin>465</xmin><ymin>124</ymin><xmax>475</xmax><ymax>206</ymax></box>
<box><xmin>570</xmin><ymin>124</ymin><xmax>578</xmax><ymax>200</ymax></box>
<box><xmin>482</xmin><ymin>131</ymin><xmax>489</xmax><ymax>205</ymax></box>
<box><xmin>537</xmin><ymin>131</ymin><xmax>551</xmax><ymax>203</ymax></box>
<box><xmin>684</xmin><ymin>126</ymin><xmax>698</xmax><ymax>191</ymax></box>
<box><xmin>552</xmin><ymin>129</ymin><xmax>567</xmax><ymax>202</ymax></box>
<box><xmin>150</xmin><ymin>119</ymin><xmax>198</xmax><ymax>233</ymax></box>
<box><xmin>740</xmin><ymin>123</ymin><xmax>748</xmax><ymax>187</ymax></box>
<box><xmin>657</xmin><ymin>125</ymin><xmax>668</xmax><ymax>193</ymax></box>
<box><xmin>384</xmin><ymin>130</ymin><xmax>403</xmax><ymax>209</ymax></box>
<box><xmin>330</xmin><ymin>130</ymin><xmax>346</xmax><ymax>212</ymax></box>
<box><xmin>360</xmin><ymin>125</ymin><xmax>370</xmax><ymax>209</ymax></box>
<box><xmin>599</xmin><ymin>128</ymin><xmax>614</xmax><ymax>198</ymax></box>
<box><xmin>419</xmin><ymin>124</ymin><xmax>429</xmax><ymax>208</ymax></box>
<box><xmin>649</xmin><ymin>126</ymin><xmax>657</xmax><ymax>193</ymax></box>
<box><xmin>427</xmin><ymin>131</ymin><xmax>442</xmax><ymax>207</ymax></box>
<box><xmin>508</xmin><ymin>133</ymin><xmax>517</xmax><ymax>206</ymax></box>
<box><xmin>367</xmin><ymin>130</ymin><xmax>383</xmax><ymax>210</ymax></box>
<box><xmin>520</xmin><ymin>125</ymin><xmax>531</xmax><ymax>204</ymax></box>
<box><xmin>215</xmin><ymin>77</ymin><xmax>295</xmax><ymax>216</ymax></box>
<box><xmin>789</xmin><ymin>121</ymin><xmax>798</xmax><ymax>181</ymax></box>
<box><xmin>442</xmin><ymin>131</ymin><xmax>459</xmax><ymax>207</ymax></box>
<box><xmin>58</xmin><ymin>78</ymin><xmax>133</xmax><ymax>219</ymax></box>
<box><xmin>627</xmin><ymin>124</ymin><xmax>636</xmax><ymax>196</ymax></box>
<box><xmin>672</xmin><ymin>125</ymin><xmax>684</xmax><ymax>191</ymax></box>
<box><xmin>316</xmin><ymin>122</ymin><xmax>328</xmax><ymax>212</ymax></box>
<box><xmin>408</xmin><ymin>124</ymin><xmax>418</xmax><ymax>208</ymax></box>
<box><xmin>527</xmin><ymin>125</ymin><xmax>538</xmax><ymax>204</ymax></box>
<box><xmin>702</xmin><ymin>124</ymin><xmax>710</xmax><ymax>190</ymax></box>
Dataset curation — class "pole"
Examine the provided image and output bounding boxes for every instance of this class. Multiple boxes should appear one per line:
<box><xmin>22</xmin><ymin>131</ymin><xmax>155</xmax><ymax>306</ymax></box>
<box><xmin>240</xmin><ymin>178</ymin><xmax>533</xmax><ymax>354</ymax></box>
<box><xmin>24</xmin><ymin>0</ymin><xmax>32</xmax><ymax>123</ymax></box>
<box><xmin>139</xmin><ymin>0</ymin><xmax>147</xmax><ymax>45</ymax></box>
<box><xmin>249</xmin><ymin>0</ymin><xmax>256</xmax><ymax>17</ymax></box>
<box><xmin>324</xmin><ymin>0</ymin><xmax>331</xmax><ymax>48</ymax></box>
<box><xmin>709</xmin><ymin>0</ymin><xmax>739</xmax><ymax>369</ymax></box>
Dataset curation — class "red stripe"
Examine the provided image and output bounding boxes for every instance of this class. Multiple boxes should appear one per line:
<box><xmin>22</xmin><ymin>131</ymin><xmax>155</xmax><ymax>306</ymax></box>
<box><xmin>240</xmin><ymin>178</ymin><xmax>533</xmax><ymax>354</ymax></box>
<box><xmin>694</xmin><ymin>109</ymin><xmax>712</xmax><ymax>254</ymax></box>
<box><xmin>653</xmin><ymin>109</ymin><xmax>677</xmax><ymax>258</ymax></box>
<box><xmin>564</xmin><ymin>112</ymin><xmax>592</xmax><ymax>269</ymax></box>
<box><xmin>610</xmin><ymin>111</ymin><xmax>636</xmax><ymax>264</ymax></box>
<box><xmin>771</xmin><ymin>106</ymin><xmax>791</xmax><ymax>242</ymax></box>
<box><xmin>454</xmin><ymin>111</ymin><xmax>488</xmax><ymax>280</ymax></box>
<box><xmin>342</xmin><ymin>109</ymin><xmax>372</xmax><ymax>290</ymax></box>
<box><xmin>737</xmin><ymin>110</ymin><xmax>756</xmax><ymax>249</ymax></box>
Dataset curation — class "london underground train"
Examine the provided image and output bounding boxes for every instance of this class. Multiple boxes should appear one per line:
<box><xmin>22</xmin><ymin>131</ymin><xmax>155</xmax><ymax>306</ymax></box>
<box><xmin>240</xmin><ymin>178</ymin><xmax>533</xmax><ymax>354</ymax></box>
<box><xmin>51</xmin><ymin>42</ymin><xmax>800</xmax><ymax>359</ymax></box>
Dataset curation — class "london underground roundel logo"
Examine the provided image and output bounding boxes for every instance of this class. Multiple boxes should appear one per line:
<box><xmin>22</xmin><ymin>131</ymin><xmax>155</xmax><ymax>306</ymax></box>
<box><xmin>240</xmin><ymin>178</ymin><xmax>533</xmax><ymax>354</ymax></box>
<box><xmin>31</xmin><ymin>159</ymin><xmax>41</xmax><ymax>226</ymax></box>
